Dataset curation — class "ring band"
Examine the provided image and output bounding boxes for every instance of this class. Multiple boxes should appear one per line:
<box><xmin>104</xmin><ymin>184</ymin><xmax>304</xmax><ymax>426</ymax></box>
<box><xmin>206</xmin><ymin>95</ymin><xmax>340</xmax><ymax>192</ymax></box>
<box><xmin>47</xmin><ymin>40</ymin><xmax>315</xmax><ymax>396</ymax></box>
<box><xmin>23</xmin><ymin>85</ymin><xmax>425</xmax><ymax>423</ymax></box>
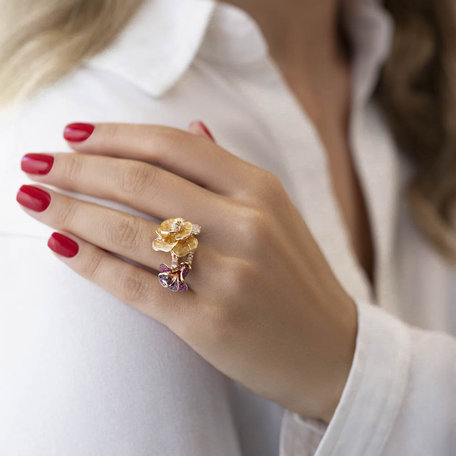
<box><xmin>152</xmin><ymin>217</ymin><xmax>201</xmax><ymax>292</ymax></box>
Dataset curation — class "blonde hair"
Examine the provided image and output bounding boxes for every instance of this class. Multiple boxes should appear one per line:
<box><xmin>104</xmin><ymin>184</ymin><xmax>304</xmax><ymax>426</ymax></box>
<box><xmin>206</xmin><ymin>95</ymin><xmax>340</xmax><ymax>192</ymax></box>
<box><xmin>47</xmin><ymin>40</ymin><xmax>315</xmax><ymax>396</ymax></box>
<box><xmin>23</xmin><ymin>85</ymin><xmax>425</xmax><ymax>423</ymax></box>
<box><xmin>0</xmin><ymin>0</ymin><xmax>143</xmax><ymax>107</ymax></box>
<box><xmin>0</xmin><ymin>0</ymin><xmax>455</xmax><ymax>263</ymax></box>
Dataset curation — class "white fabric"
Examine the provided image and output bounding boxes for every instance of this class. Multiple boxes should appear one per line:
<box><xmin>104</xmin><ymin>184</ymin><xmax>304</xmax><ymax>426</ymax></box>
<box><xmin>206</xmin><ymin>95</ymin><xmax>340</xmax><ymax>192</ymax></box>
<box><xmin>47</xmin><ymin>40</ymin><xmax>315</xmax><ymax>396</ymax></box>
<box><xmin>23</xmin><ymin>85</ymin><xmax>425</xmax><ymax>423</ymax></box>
<box><xmin>0</xmin><ymin>0</ymin><xmax>455</xmax><ymax>454</ymax></box>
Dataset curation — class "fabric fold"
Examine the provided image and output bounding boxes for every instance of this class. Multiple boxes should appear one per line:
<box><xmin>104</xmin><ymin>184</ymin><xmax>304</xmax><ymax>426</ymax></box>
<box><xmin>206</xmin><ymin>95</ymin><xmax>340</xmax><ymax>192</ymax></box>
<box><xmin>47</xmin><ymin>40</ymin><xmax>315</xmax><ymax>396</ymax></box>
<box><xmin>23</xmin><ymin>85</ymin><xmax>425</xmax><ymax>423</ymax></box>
<box><xmin>280</xmin><ymin>299</ymin><xmax>411</xmax><ymax>455</ymax></box>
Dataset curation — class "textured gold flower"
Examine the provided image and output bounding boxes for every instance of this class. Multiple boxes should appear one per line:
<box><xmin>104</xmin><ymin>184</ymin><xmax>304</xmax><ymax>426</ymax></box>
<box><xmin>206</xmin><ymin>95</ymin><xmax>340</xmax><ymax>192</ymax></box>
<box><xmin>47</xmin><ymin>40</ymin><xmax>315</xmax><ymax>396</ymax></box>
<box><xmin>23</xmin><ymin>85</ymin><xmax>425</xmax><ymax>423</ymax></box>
<box><xmin>152</xmin><ymin>217</ymin><xmax>200</xmax><ymax>257</ymax></box>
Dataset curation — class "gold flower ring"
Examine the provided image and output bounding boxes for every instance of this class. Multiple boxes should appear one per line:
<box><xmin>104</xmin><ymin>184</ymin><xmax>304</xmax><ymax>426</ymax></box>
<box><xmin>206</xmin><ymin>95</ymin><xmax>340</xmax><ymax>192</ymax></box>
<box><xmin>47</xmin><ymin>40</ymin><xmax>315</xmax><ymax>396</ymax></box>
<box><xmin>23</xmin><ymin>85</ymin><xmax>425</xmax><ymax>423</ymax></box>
<box><xmin>152</xmin><ymin>217</ymin><xmax>201</xmax><ymax>292</ymax></box>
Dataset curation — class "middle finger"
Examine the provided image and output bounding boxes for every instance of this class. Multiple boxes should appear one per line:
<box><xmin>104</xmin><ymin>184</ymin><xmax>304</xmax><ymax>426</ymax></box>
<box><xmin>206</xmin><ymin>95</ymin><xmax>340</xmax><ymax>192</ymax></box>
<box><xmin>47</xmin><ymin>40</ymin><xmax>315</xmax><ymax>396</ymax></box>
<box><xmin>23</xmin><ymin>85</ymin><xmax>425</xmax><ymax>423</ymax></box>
<box><xmin>21</xmin><ymin>152</ymin><xmax>229</xmax><ymax>230</ymax></box>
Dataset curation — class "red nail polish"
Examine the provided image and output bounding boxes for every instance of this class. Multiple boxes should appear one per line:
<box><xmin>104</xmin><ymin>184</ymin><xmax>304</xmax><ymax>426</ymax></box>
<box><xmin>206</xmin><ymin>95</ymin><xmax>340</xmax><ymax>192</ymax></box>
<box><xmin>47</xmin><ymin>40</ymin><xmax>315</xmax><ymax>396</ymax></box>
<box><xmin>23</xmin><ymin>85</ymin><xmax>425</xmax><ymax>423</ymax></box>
<box><xmin>47</xmin><ymin>232</ymin><xmax>79</xmax><ymax>258</ymax></box>
<box><xmin>21</xmin><ymin>153</ymin><xmax>54</xmax><ymax>175</ymax></box>
<box><xmin>16</xmin><ymin>185</ymin><xmax>51</xmax><ymax>212</ymax></box>
<box><xmin>63</xmin><ymin>122</ymin><xmax>95</xmax><ymax>142</ymax></box>
<box><xmin>197</xmin><ymin>121</ymin><xmax>215</xmax><ymax>142</ymax></box>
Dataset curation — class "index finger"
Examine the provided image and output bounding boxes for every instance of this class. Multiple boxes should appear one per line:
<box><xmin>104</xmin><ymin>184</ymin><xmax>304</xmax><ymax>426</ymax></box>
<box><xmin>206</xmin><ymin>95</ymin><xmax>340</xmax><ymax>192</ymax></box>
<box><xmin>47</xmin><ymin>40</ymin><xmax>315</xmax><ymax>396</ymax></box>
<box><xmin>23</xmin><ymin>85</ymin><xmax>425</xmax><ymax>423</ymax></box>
<box><xmin>63</xmin><ymin>122</ymin><xmax>255</xmax><ymax>195</ymax></box>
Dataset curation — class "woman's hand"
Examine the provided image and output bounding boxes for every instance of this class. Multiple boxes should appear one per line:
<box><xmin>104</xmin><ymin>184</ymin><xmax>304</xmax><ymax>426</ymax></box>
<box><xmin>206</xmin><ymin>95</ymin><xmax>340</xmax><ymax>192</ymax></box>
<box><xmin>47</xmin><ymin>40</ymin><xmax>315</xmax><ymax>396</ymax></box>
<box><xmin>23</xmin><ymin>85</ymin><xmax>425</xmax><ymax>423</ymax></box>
<box><xmin>17</xmin><ymin>121</ymin><xmax>357</xmax><ymax>423</ymax></box>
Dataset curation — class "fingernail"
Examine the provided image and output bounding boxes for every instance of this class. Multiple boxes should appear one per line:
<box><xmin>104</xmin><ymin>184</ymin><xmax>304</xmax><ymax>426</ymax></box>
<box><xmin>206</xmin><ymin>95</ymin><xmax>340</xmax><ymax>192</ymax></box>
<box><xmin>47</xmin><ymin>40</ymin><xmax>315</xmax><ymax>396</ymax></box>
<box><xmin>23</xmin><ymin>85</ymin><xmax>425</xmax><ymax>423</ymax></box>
<box><xmin>48</xmin><ymin>232</ymin><xmax>79</xmax><ymax>258</ymax></box>
<box><xmin>21</xmin><ymin>153</ymin><xmax>54</xmax><ymax>175</ymax></box>
<box><xmin>63</xmin><ymin>122</ymin><xmax>95</xmax><ymax>142</ymax></box>
<box><xmin>197</xmin><ymin>121</ymin><xmax>215</xmax><ymax>142</ymax></box>
<box><xmin>16</xmin><ymin>185</ymin><xmax>51</xmax><ymax>212</ymax></box>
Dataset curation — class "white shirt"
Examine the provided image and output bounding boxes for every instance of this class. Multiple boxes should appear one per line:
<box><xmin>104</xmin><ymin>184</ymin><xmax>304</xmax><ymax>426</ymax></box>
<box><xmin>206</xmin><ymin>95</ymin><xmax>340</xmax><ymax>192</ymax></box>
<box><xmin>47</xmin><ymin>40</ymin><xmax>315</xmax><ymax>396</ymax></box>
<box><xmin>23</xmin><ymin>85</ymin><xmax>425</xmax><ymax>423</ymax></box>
<box><xmin>1</xmin><ymin>0</ymin><xmax>455</xmax><ymax>454</ymax></box>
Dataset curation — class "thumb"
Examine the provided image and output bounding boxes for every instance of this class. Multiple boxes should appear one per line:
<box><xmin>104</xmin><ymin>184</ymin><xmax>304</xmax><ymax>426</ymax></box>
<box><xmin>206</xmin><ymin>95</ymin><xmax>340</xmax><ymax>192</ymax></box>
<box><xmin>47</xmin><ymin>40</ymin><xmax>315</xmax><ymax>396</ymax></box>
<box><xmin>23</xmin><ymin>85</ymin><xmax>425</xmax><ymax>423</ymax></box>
<box><xmin>188</xmin><ymin>120</ymin><xmax>216</xmax><ymax>143</ymax></box>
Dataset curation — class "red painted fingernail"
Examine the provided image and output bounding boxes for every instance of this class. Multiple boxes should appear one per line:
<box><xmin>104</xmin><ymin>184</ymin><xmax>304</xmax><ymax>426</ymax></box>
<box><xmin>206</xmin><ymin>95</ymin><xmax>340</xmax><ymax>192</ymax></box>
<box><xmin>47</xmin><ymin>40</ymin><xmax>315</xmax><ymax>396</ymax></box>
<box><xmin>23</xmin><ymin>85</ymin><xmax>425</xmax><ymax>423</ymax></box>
<box><xmin>197</xmin><ymin>121</ymin><xmax>215</xmax><ymax>142</ymax></box>
<box><xmin>21</xmin><ymin>153</ymin><xmax>54</xmax><ymax>175</ymax></box>
<box><xmin>16</xmin><ymin>185</ymin><xmax>51</xmax><ymax>212</ymax></box>
<box><xmin>48</xmin><ymin>232</ymin><xmax>79</xmax><ymax>258</ymax></box>
<box><xmin>63</xmin><ymin>122</ymin><xmax>95</xmax><ymax>142</ymax></box>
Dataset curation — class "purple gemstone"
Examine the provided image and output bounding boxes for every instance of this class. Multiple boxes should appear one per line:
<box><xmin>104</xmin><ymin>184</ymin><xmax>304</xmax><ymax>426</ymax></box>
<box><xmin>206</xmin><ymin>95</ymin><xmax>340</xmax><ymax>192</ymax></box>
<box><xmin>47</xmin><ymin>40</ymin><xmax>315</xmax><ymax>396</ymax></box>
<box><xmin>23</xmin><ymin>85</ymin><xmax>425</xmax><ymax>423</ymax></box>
<box><xmin>181</xmin><ymin>264</ymin><xmax>189</xmax><ymax>279</ymax></box>
<box><xmin>168</xmin><ymin>280</ymin><xmax>179</xmax><ymax>292</ymax></box>
<box><xmin>179</xmin><ymin>282</ymin><xmax>188</xmax><ymax>292</ymax></box>
<box><xmin>158</xmin><ymin>273</ymin><xmax>171</xmax><ymax>287</ymax></box>
<box><xmin>160</xmin><ymin>264</ymin><xmax>171</xmax><ymax>272</ymax></box>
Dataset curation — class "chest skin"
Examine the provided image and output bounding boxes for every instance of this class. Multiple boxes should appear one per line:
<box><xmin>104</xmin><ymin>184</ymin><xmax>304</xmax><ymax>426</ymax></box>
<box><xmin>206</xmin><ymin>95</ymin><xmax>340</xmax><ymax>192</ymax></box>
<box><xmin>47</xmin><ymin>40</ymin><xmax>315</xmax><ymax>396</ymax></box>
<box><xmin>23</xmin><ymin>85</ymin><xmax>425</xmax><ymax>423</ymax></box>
<box><xmin>278</xmin><ymin>57</ymin><xmax>376</xmax><ymax>289</ymax></box>
<box><xmin>323</xmin><ymin>129</ymin><xmax>376</xmax><ymax>286</ymax></box>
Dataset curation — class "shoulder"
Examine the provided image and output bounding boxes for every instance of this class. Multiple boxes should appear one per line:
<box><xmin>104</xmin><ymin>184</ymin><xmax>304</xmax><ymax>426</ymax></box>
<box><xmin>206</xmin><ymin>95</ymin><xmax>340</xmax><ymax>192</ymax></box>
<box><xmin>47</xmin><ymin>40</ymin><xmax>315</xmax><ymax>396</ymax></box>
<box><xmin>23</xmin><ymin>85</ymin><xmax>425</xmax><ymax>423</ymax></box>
<box><xmin>0</xmin><ymin>58</ymin><xmax>207</xmax><ymax>237</ymax></box>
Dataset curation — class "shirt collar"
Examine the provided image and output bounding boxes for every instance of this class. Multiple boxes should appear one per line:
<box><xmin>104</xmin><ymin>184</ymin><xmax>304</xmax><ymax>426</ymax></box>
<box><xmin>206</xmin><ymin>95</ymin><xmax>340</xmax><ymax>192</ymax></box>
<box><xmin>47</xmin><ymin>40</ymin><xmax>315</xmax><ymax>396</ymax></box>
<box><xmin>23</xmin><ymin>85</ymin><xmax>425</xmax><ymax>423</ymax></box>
<box><xmin>342</xmin><ymin>0</ymin><xmax>394</xmax><ymax>105</ymax></box>
<box><xmin>85</xmin><ymin>0</ymin><xmax>393</xmax><ymax>105</ymax></box>
<box><xmin>85</xmin><ymin>0</ymin><xmax>216</xmax><ymax>97</ymax></box>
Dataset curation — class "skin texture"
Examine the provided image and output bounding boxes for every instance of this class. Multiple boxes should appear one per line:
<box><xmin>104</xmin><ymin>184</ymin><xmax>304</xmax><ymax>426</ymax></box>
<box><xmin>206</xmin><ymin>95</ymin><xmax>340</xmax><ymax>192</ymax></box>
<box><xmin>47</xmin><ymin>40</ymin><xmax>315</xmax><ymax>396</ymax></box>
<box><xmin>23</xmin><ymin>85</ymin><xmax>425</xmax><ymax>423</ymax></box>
<box><xmin>18</xmin><ymin>122</ymin><xmax>357</xmax><ymax>423</ymax></box>
<box><xmin>226</xmin><ymin>0</ymin><xmax>376</xmax><ymax>284</ymax></box>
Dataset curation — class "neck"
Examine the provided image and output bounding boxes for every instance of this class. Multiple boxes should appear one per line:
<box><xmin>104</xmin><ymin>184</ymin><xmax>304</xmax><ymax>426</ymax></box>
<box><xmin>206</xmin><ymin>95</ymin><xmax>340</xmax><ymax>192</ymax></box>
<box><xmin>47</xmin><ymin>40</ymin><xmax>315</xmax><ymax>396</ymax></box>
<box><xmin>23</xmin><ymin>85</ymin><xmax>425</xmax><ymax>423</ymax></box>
<box><xmin>221</xmin><ymin>0</ymin><xmax>346</xmax><ymax>72</ymax></box>
<box><xmin>220</xmin><ymin>0</ymin><xmax>351</xmax><ymax>134</ymax></box>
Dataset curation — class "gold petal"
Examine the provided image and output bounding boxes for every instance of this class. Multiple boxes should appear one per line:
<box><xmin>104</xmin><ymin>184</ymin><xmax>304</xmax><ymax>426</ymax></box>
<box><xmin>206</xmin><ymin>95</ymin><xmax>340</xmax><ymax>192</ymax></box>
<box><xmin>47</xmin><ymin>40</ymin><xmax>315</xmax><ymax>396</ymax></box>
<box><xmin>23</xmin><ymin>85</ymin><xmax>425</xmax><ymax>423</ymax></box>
<box><xmin>174</xmin><ymin>221</ymin><xmax>193</xmax><ymax>240</ymax></box>
<box><xmin>152</xmin><ymin>238</ymin><xmax>177</xmax><ymax>252</ymax></box>
<box><xmin>172</xmin><ymin>236</ymin><xmax>198</xmax><ymax>257</ymax></box>
<box><xmin>166</xmin><ymin>233</ymin><xmax>179</xmax><ymax>243</ymax></box>
<box><xmin>159</xmin><ymin>217</ymin><xmax>185</xmax><ymax>234</ymax></box>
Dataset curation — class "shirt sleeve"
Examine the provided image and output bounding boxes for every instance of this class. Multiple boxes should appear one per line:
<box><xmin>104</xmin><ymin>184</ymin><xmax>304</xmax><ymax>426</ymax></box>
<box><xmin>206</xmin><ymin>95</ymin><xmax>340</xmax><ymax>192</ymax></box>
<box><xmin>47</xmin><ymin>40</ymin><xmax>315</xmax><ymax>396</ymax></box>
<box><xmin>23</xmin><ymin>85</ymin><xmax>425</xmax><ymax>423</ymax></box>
<box><xmin>279</xmin><ymin>298</ymin><xmax>456</xmax><ymax>455</ymax></box>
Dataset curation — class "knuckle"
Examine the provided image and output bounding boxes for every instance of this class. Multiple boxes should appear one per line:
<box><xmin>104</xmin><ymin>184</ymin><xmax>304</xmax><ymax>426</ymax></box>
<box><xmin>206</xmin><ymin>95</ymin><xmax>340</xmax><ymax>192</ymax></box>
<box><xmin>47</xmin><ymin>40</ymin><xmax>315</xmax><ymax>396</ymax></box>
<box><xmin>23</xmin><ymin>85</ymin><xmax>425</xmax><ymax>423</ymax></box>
<box><xmin>107</xmin><ymin>215</ymin><xmax>142</xmax><ymax>251</ymax></box>
<box><xmin>145</xmin><ymin>126</ymin><xmax>191</xmax><ymax>167</ymax></box>
<box><xmin>248</xmin><ymin>169</ymin><xmax>284</xmax><ymax>202</ymax></box>
<box><xmin>118</xmin><ymin>162</ymin><xmax>154</xmax><ymax>196</ymax></box>
<box><xmin>221</xmin><ymin>257</ymin><xmax>258</xmax><ymax>297</ymax></box>
<box><xmin>229</xmin><ymin>259</ymin><xmax>258</xmax><ymax>293</ymax></box>
<box><xmin>57</xmin><ymin>199</ymin><xmax>78</xmax><ymax>229</ymax></box>
<box><xmin>156</xmin><ymin>127</ymin><xmax>190</xmax><ymax>157</ymax></box>
<box><xmin>62</xmin><ymin>154</ymin><xmax>83</xmax><ymax>182</ymax></box>
<box><xmin>81</xmin><ymin>249</ymin><xmax>104</xmax><ymax>280</ymax></box>
<box><xmin>161</xmin><ymin>126</ymin><xmax>188</xmax><ymax>146</ymax></box>
<box><xmin>243</xmin><ymin>205</ymin><xmax>264</xmax><ymax>227</ymax></box>
<box><xmin>261</xmin><ymin>169</ymin><xmax>282</xmax><ymax>187</ymax></box>
<box><xmin>237</xmin><ymin>206</ymin><xmax>269</xmax><ymax>245</ymax></box>
<box><xmin>121</xmin><ymin>270</ymin><xmax>149</xmax><ymax>303</ymax></box>
<box><xmin>258</xmin><ymin>170</ymin><xmax>283</xmax><ymax>196</ymax></box>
